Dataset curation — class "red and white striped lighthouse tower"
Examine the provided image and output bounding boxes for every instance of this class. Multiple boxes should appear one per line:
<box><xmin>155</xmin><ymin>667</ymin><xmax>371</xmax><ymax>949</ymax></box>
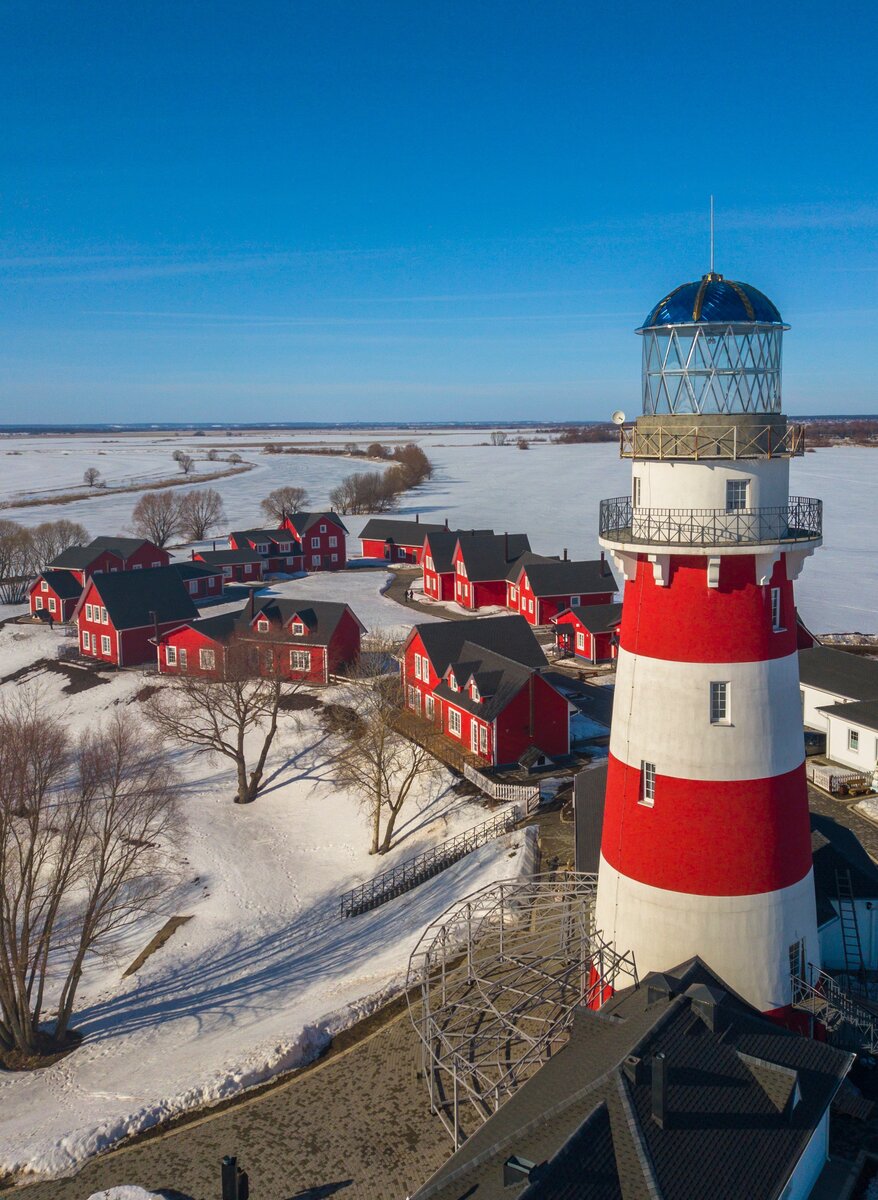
<box><xmin>593</xmin><ymin>269</ymin><xmax>823</xmax><ymax>1019</ymax></box>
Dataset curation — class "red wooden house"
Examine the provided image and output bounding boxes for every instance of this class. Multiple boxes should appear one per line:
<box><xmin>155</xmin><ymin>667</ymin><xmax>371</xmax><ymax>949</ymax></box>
<box><xmin>452</xmin><ymin>532</ymin><xmax>531</xmax><ymax>611</ymax></box>
<box><xmin>359</xmin><ymin>516</ymin><xmax>447</xmax><ymax>563</ymax></box>
<box><xmin>172</xmin><ymin>561</ymin><xmax>225</xmax><ymax>601</ymax></box>
<box><xmin>193</xmin><ymin>548</ymin><xmax>264</xmax><ymax>583</ymax></box>
<box><xmin>227</xmin><ymin>529</ymin><xmax>304</xmax><ymax>574</ymax></box>
<box><xmin>73</xmin><ymin>567</ymin><xmax>199</xmax><ymax>666</ymax></box>
<box><xmin>506</xmin><ymin>554</ymin><xmax>616</xmax><ymax>625</ymax></box>
<box><xmin>280</xmin><ymin>512</ymin><xmax>348</xmax><ymax>571</ymax></box>
<box><xmin>401</xmin><ymin>615</ymin><xmax>570</xmax><ymax>767</ymax></box>
<box><xmin>157</xmin><ymin>596</ymin><xmax>364</xmax><ymax>685</ymax></box>
<box><xmin>422</xmin><ymin>531</ymin><xmax>463</xmax><ymax>602</ymax></box>
<box><xmin>553</xmin><ymin>602</ymin><xmax>622</xmax><ymax>664</ymax></box>
<box><xmin>47</xmin><ymin>536</ymin><xmax>170</xmax><ymax>583</ymax></box>
<box><xmin>28</xmin><ymin>570</ymin><xmax>83</xmax><ymax>623</ymax></box>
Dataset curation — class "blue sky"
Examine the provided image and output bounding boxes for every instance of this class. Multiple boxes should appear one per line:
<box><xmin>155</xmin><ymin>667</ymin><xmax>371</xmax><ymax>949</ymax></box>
<box><xmin>1</xmin><ymin>1</ymin><xmax>876</xmax><ymax>423</ymax></box>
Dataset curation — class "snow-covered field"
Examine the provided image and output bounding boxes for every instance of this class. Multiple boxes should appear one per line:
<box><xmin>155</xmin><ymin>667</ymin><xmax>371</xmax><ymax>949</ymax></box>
<box><xmin>1</xmin><ymin>429</ymin><xmax>872</xmax><ymax>633</ymax></box>
<box><xmin>0</xmin><ymin>614</ymin><xmax>531</xmax><ymax>1180</ymax></box>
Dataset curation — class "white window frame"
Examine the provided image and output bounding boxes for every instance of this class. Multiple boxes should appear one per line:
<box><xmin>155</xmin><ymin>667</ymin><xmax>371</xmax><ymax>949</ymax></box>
<box><xmin>447</xmin><ymin>708</ymin><xmax>462</xmax><ymax>737</ymax></box>
<box><xmin>710</xmin><ymin>681</ymin><xmax>730</xmax><ymax>725</ymax></box>
<box><xmin>166</xmin><ymin>645</ymin><xmax>178</xmax><ymax>665</ymax></box>
<box><xmin>41</xmin><ymin>579</ymin><xmax>48</xmax><ymax>592</ymax></box>
<box><xmin>101</xmin><ymin>607</ymin><xmax>108</xmax><ymax>624</ymax></box>
<box><xmin>726</xmin><ymin>478</ymin><xmax>749</xmax><ymax>511</ymax></box>
<box><xmin>576</xmin><ymin>630</ymin><xmax>586</xmax><ymax>651</ymax></box>
<box><xmin>292</xmin><ymin>621</ymin><xmax>305</xmax><ymax>635</ymax></box>
<box><xmin>179</xmin><ymin>647</ymin><xmax>188</xmax><ymax>669</ymax></box>
<box><xmin>291</xmin><ymin>649</ymin><xmax>311</xmax><ymax>671</ymax></box>
<box><xmin>414</xmin><ymin>654</ymin><xmax>422</xmax><ymax>681</ymax></box>
<box><xmin>35</xmin><ymin>596</ymin><xmax>44</xmax><ymax>609</ymax></box>
<box><xmin>188</xmin><ymin>580</ymin><xmax>199</xmax><ymax>594</ymax></box>
<box><xmin>319</xmin><ymin>524</ymin><xmax>327</xmax><ymax>533</ymax></box>
<box><xmin>640</xmin><ymin>761</ymin><xmax>656</xmax><ymax>807</ymax></box>
<box><xmin>257</xmin><ymin>618</ymin><xmax>270</xmax><ymax>632</ymax></box>
<box><xmin>47</xmin><ymin>597</ymin><xmax>56</xmax><ymax>613</ymax></box>
<box><xmin>223</xmin><ymin>566</ymin><xmax>232</xmax><ymax>578</ymax></box>
<box><xmin>199</xmin><ymin>648</ymin><xmax>215</xmax><ymax>670</ymax></box>
<box><xmin>311</xmin><ymin>537</ymin><xmax>320</xmax><ymax>549</ymax></box>
<box><xmin>849</xmin><ymin>728</ymin><xmax>860</xmax><ymax>752</ymax></box>
<box><xmin>328</xmin><ymin>535</ymin><xmax>338</xmax><ymax>547</ymax></box>
<box><xmin>100</xmin><ymin>635</ymin><xmax>111</xmax><ymax>655</ymax></box>
<box><xmin>425</xmin><ymin>694</ymin><xmax>434</xmax><ymax>720</ymax></box>
<box><xmin>479</xmin><ymin>724</ymin><xmax>488</xmax><ymax>754</ymax></box>
<box><xmin>570</xmin><ymin>595</ymin><xmax>580</xmax><ymax>607</ymax></box>
<box><xmin>81</xmin><ymin>631</ymin><xmax>91</xmax><ymax>651</ymax></box>
<box><xmin>510</xmin><ymin>585</ymin><xmax>518</xmax><ymax>602</ymax></box>
<box><xmin>85</xmin><ymin>603</ymin><xmax>94</xmax><ymax>620</ymax></box>
<box><xmin>311</xmin><ymin>555</ymin><xmax>320</xmax><ymax>567</ymax></box>
<box><xmin>633</xmin><ymin>476</ymin><xmax>641</xmax><ymax>507</ymax></box>
<box><xmin>771</xmin><ymin>586</ymin><xmax>782</xmax><ymax>631</ymax></box>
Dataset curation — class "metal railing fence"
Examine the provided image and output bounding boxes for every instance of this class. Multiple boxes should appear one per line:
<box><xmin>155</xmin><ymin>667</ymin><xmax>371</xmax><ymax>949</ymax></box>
<box><xmin>599</xmin><ymin>495</ymin><xmax>822</xmax><ymax>547</ymax></box>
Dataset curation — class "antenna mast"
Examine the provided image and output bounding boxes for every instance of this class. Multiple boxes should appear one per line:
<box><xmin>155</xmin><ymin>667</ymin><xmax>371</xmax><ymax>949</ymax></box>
<box><xmin>710</xmin><ymin>194</ymin><xmax>715</xmax><ymax>275</ymax></box>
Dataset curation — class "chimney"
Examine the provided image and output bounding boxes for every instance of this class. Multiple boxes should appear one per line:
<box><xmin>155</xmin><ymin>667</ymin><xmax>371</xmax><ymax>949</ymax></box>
<box><xmin>250</xmin><ymin>589</ymin><xmax>255</xmax><ymax>619</ymax></box>
<box><xmin>150</xmin><ymin>609</ymin><xmax>159</xmax><ymax>647</ymax></box>
<box><xmin>504</xmin><ymin>531</ymin><xmax>509</xmax><ymax>560</ymax></box>
<box><xmin>415</xmin><ymin>513</ymin><xmax>419</xmax><ymax>524</ymax></box>
<box><xmin>563</xmin><ymin>547</ymin><xmax>568</xmax><ymax>561</ymax></box>
<box><xmin>445</xmin><ymin>517</ymin><xmax>449</xmax><ymax>530</ymax></box>
<box><xmin>651</xmin><ymin>1053</ymin><xmax>668</xmax><ymax>1129</ymax></box>
<box><xmin>191</xmin><ymin>549</ymin><xmax>195</xmax><ymax>560</ymax></box>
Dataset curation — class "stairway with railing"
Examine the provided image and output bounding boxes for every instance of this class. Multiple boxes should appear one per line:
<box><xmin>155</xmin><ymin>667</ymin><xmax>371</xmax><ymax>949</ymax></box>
<box><xmin>338</xmin><ymin>807</ymin><xmax>522</xmax><ymax>918</ymax></box>
<box><xmin>791</xmin><ymin>963</ymin><xmax>878</xmax><ymax>1054</ymax></box>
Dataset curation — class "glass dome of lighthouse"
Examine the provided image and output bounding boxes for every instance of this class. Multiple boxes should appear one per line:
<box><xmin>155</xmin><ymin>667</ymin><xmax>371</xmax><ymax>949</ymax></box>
<box><xmin>637</xmin><ymin>272</ymin><xmax>789</xmax><ymax>415</ymax></box>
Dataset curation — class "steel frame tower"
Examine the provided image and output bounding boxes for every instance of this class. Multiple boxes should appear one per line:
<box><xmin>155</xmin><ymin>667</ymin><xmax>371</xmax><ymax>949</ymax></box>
<box><xmin>594</xmin><ymin>271</ymin><xmax>822</xmax><ymax>1020</ymax></box>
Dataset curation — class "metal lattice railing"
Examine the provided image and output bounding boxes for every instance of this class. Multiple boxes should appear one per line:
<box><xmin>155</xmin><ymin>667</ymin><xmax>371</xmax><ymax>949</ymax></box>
<box><xmin>619</xmin><ymin>421</ymin><xmax>805</xmax><ymax>460</ymax></box>
<box><xmin>791</xmin><ymin>963</ymin><xmax>878</xmax><ymax>1054</ymax></box>
<box><xmin>338</xmin><ymin>807</ymin><xmax>521</xmax><ymax>918</ymax></box>
<box><xmin>599</xmin><ymin>495</ymin><xmax>822</xmax><ymax>547</ymax></box>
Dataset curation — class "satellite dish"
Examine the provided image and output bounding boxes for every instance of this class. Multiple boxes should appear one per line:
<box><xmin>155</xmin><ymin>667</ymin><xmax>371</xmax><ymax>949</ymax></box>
<box><xmin>611</xmin><ymin>410</ymin><xmax>626</xmax><ymax>426</ymax></box>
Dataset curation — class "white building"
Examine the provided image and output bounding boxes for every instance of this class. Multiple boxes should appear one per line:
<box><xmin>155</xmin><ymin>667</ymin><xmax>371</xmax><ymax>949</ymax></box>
<box><xmin>798</xmin><ymin>645</ymin><xmax>878</xmax><ymax>734</ymax></box>
<box><xmin>817</xmin><ymin>699</ymin><xmax>878</xmax><ymax>776</ymax></box>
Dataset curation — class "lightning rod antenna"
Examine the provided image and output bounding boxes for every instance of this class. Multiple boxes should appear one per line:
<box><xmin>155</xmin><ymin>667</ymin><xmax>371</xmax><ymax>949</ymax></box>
<box><xmin>710</xmin><ymin>195</ymin><xmax>715</xmax><ymax>275</ymax></box>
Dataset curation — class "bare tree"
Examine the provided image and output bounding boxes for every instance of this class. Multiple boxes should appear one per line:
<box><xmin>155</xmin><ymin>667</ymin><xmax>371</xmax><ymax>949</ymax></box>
<box><xmin>171</xmin><ymin>449</ymin><xmax>185</xmax><ymax>463</ymax></box>
<box><xmin>228</xmin><ymin>452</ymin><xmax>243</xmax><ymax>464</ymax></box>
<box><xmin>131</xmin><ymin>492</ymin><xmax>182</xmax><ymax>548</ymax></box>
<box><xmin>206</xmin><ymin>449</ymin><xmax>220</xmax><ymax>461</ymax></box>
<box><xmin>178</xmin><ymin>489</ymin><xmax>226</xmax><ymax>541</ymax></box>
<box><xmin>0</xmin><ymin>698</ymin><xmax>178</xmax><ymax>1059</ymax></box>
<box><xmin>328</xmin><ymin>476</ymin><xmax>358</xmax><ymax>515</ymax></box>
<box><xmin>177</xmin><ymin>454</ymin><xmax>195</xmax><ymax>475</ymax></box>
<box><xmin>0</xmin><ymin>520</ymin><xmax>37</xmax><ymax>603</ymax></box>
<box><xmin>490</xmin><ymin>431</ymin><xmax>507</xmax><ymax>446</ymax></box>
<box><xmin>83</xmin><ymin>467</ymin><xmax>102</xmax><ymax>487</ymax></box>
<box><xmin>146</xmin><ymin>637</ymin><xmax>293</xmax><ymax>805</ymax></box>
<box><xmin>329</xmin><ymin>642</ymin><xmax>438</xmax><ymax>854</ymax></box>
<box><xmin>260</xmin><ymin>486</ymin><xmax>308</xmax><ymax>524</ymax></box>
<box><xmin>29</xmin><ymin>520</ymin><xmax>90</xmax><ymax>568</ymax></box>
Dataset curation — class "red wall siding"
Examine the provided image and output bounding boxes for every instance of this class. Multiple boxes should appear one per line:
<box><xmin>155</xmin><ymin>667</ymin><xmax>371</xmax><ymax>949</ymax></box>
<box><xmin>361</xmin><ymin>538</ymin><xmax>422</xmax><ymax>563</ymax></box>
<box><xmin>493</xmin><ymin>674</ymin><xmax>569</xmax><ymax>765</ymax></box>
<box><xmin>77</xmin><ymin>583</ymin><xmax>119</xmax><ymax>662</ymax></box>
<box><xmin>126</xmin><ymin>544</ymin><xmax>170</xmax><ymax>571</ymax></box>
<box><xmin>30</xmin><ymin>580</ymin><xmax>78</xmax><ymax>622</ymax></box>
<box><xmin>283</xmin><ymin>518</ymin><xmax>347</xmax><ymax>570</ymax></box>
<box><xmin>159</xmin><ymin>626</ymin><xmax>224</xmax><ymax>674</ymax></box>
<box><xmin>326</xmin><ymin>610</ymin><xmax>362</xmax><ymax>673</ymax></box>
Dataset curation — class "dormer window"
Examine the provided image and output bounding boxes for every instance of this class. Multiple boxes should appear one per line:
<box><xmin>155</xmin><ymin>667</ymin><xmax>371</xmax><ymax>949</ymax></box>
<box><xmin>292</xmin><ymin>621</ymin><xmax>305</xmax><ymax>635</ymax></box>
<box><xmin>279</xmin><ymin>543</ymin><xmax>290</xmax><ymax>553</ymax></box>
<box><xmin>257</xmin><ymin>618</ymin><xmax>270</xmax><ymax>632</ymax></box>
<box><xmin>471</xmin><ymin>683</ymin><xmax>480</xmax><ymax>702</ymax></box>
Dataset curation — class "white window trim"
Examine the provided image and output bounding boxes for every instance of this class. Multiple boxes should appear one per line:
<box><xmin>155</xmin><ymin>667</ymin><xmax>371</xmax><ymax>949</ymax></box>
<box><xmin>291</xmin><ymin>649</ymin><xmax>311</xmax><ymax>671</ymax></box>
<box><xmin>447</xmin><ymin>708</ymin><xmax>462</xmax><ymax>737</ymax></box>
<box><xmin>166</xmin><ymin>645</ymin><xmax>178</xmax><ymax>665</ymax></box>
<box><xmin>771</xmin><ymin>586</ymin><xmax>783</xmax><ymax>632</ymax></box>
<box><xmin>199</xmin><ymin>648</ymin><xmax>215</xmax><ymax>669</ymax></box>
<box><xmin>640</xmin><ymin>761</ymin><xmax>655</xmax><ymax>807</ymax></box>
<box><xmin>849</xmin><ymin>728</ymin><xmax>860</xmax><ymax>752</ymax></box>
<box><xmin>710</xmin><ymin>681</ymin><xmax>731</xmax><ymax>725</ymax></box>
<box><xmin>100</xmin><ymin>635</ymin><xmax>111</xmax><ymax>655</ymax></box>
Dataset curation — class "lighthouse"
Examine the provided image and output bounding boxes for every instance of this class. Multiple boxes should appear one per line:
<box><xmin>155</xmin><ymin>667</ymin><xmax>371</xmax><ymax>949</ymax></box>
<box><xmin>593</xmin><ymin>270</ymin><xmax>823</xmax><ymax>1019</ymax></box>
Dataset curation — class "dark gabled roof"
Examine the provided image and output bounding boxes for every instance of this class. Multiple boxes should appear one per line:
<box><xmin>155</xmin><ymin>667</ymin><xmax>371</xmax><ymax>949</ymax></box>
<box><xmin>456</xmin><ymin>532</ymin><xmax>531</xmax><ymax>582</ymax></box>
<box><xmin>229</xmin><ymin>528</ymin><xmax>301</xmax><ymax>551</ymax></box>
<box><xmin>798</xmin><ymin>646</ymin><xmax>878</xmax><ymax>703</ymax></box>
<box><xmin>558</xmin><ymin>602</ymin><xmax>623</xmax><ymax>634</ymax></box>
<box><xmin>505</xmin><ymin>551</ymin><xmax>558</xmax><ymax>582</ymax></box>
<box><xmin>413</xmin><ymin>958</ymin><xmax>852</xmax><ymax>1200</ymax></box>
<box><xmin>84</xmin><ymin>567</ymin><xmax>198</xmax><ymax>630</ymax></box>
<box><xmin>245</xmin><ymin>597</ymin><xmax>363</xmax><ymax>645</ymax></box>
<box><xmin>35</xmin><ymin>570</ymin><xmax>84</xmax><ymax>600</ymax></box>
<box><xmin>817</xmin><ymin>697</ymin><xmax>878</xmax><ymax>734</ymax></box>
<box><xmin>435</xmin><ymin>643</ymin><xmax>545</xmax><ymax>722</ymax></box>
<box><xmin>422</xmin><ymin>531</ymin><xmax>466</xmax><ymax>574</ymax></box>
<box><xmin>195</xmin><ymin>549</ymin><xmax>263</xmax><ymax>566</ymax></box>
<box><xmin>359</xmin><ymin>517</ymin><xmax>448</xmax><ymax>546</ymax></box>
<box><xmin>285</xmin><ymin>511</ymin><xmax>349</xmax><ymax>535</ymax></box>
<box><xmin>811</xmin><ymin>812</ymin><xmax>878</xmax><ymax>926</ymax></box>
<box><xmin>172</xmin><ymin>562</ymin><xmax>222</xmax><ymax>580</ymax></box>
<box><xmin>411</xmin><ymin>615</ymin><xmax>548</xmax><ymax>676</ymax></box>
<box><xmin>517</xmin><ymin>558</ymin><xmax>616</xmax><ymax>597</ymax></box>
<box><xmin>89</xmin><ymin>535</ymin><xmax>157</xmax><ymax>558</ymax></box>
<box><xmin>48</xmin><ymin>542</ymin><xmax>123</xmax><ymax>570</ymax></box>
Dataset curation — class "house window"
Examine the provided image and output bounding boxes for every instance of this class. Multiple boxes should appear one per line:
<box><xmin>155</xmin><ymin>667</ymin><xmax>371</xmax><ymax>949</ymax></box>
<box><xmin>471</xmin><ymin>683</ymin><xmax>480</xmax><ymax>701</ymax></box>
<box><xmin>771</xmin><ymin>587</ymin><xmax>782</xmax><ymax>631</ymax></box>
<box><xmin>328</xmin><ymin>536</ymin><xmax>338</xmax><ymax>547</ymax></box>
<box><xmin>457</xmin><ymin>560</ymin><xmax>467</xmax><ymax>576</ymax></box>
<box><xmin>256</xmin><ymin>543</ymin><xmax>268</xmax><ymax>554</ymax></box>
<box><xmin>257</xmin><ymin>619</ymin><xmax>270</xmax><ymax>632</ymax></box>
<box><xmin>132</xmin><ymin>563</ymin><xmax>142</xmax><ymax>570</ymax></box>
<box><xmin>41</xmin><ymin>579</ymin><xmax>48</xmax><ymax>592</ymax></box>
<box><xmin>331</xmin><ymin>553</ymin><xmax>338</xmax><ymax>563</ymax></box>
<box><xmin>640</xmin><ymin>761</ymin><xmax>656</xmax><ymax>806</ymax></box>
<box><xmin>448</xmin><ymin>672</ymin><xmax>457</xmax><ymax>691</ymax></box>
<box><xmin>789</xmin><ymin>939</ymin><xmax>805</xmax><ymax>980</ymax></box>
<box><xmin>188</xmin><ymin>580</ymin><xmax>199</xmax><ymax>595</ymax></box>
<box><xmin>710</xmin><ymin>681</ymin><xmax>730</xmax><ymax>724</ymax></box>
<box><xmin>223</xmin><ymin>566</ymin><xmax>232</xmax><ymax>578</ymax></box>
<box><xmin>510</xmin><ymin>586</ymin><xmax>518</xmax><ymax>602</ymax></box>
<box><xmin>570</xmin><ymin>595</ymin><xmax>580</xmax><ymax>607</ymax></box>
<box><xmin>319</xmin><ymin>524</ymin><xmax>326</xmax><ymax>533</ymax></box>
<box><xmin>448</xmin><ymin>708</ymin><xmax>462</xmax><ymax>737</ymax></box>
<box><xmin>101</xmin><ymin>607</ymin><xmax>108</xmax><ymax>624</ymax></box>
<box><xmin>151</xmin><ymin>561</ymin><xmax>161</xmax><ymax>568</ymax></box>
<box><xmin>425</xmin><ymin>694</ymin><xmax>434</xmax><ymax>719</ymax></box>
<box><xmin>726</xmin><ymin>479</ymin><xmax>749</xmax><ymax>511</ymax></box>
<box><xmin>48</xmin><ymin>598</ymin><xmax>56</xmax><ymax>613</ymax></box>
<box><xmin>425</xmin><ymin>555</ymin><xmax>434</xmax><ymax>571</ymax></box>
<box><xmin>291</xmin><ymin>650</ymin><xmax>311</xmax><ymax>671</ymax></box>
<box><xmin>35</xmin><ymin>596</ymin><xmax>44</xmax><ymax>609</ymax></box>
<box><xmin>179</xmin><ymin>648</ymin><xmax>188</xmax><ymax>668</ymax></box>
<box><xmin>85</xmin><ymin>603</ymin><xmax>94</xmax><ymax>620</ymax></box>
<box><xmin>311</xmin><ymin>556</ymin><xmax>320</xmax><ymax>567</ymax></box>
<box><xmin>81</xmin><ymin>631</ymin><xmax>90</xmax><ymax>651</ymax></box>
<box><xmin>199</xmin><ymin>648</ymin><xmax>215</xmax><ymax>669</ymax></box>
<box><xmin>311</xmin><ymin>537</ymin><xmax>320</xmax><ymax>549</ymax></box>
<box><xmin>849</xmin><ymin>729</ymin><xmax>860</xmax><ymax>752</ymax></box>
<box><xmin>166</xmin><ymin>645</ymin><xmax>177</xmax><ymax>665</ymax></box>
<box><xmin>279</xmin><ymin>543</ymin><xmax>290</xmax><ymax>553</ymax></box>
<box><xmin>576</xmin><ymin>631</ymin><xmax>586</xmax><ymax>651</ymax></box>
<box><xmin>479</xmin><ymin>724</ymin><xmax>488</xmax><ymax>753</ymax></box>
<box><xmin>528</xmin><ymin>599</ymin><xmax>534</xmax><ymax>613</ymax></box>
<box><xmin>286</xmin><ymin>557</ymin><xmax>297</xmax><ymax>566</ymax></box>
<box><xmin>414</xmin><ymin>654</ymin><xmax>422</xmax><ymax>681</ymax></box>
<box><xmin>633</xmin><ymin>476</ymin><xmax>641</xmax><ymax>507</ymax></box>
<box><xmin>407</xmin><ymin>685</ymin><xmax>418</xmax><ymax>710</ymax></box>
<box><xmin>101</xmin><ymin>635</ymin><xmax>111</xmax><ymax>655</ymax></box>
<box><xmin>292</xmin><ymin>621</ymin><xmax>305</xmax><ymax>635</ymax></box>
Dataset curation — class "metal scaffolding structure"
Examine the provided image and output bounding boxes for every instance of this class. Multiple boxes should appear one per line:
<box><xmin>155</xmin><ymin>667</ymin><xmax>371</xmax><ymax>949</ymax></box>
<box><xmin>406</xmin><ymin>873</ymin><xmax>636</xmax><ymax>1148</ymax></box>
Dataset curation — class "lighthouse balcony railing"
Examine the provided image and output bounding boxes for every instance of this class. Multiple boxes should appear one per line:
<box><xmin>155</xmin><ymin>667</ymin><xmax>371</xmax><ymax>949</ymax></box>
<box><xmin>619</xmin><ymin>421</ymin><xmax>806</xmax><ymax>461</ymax></box>
<box><xmin>599</xmin><ymin>496</ymin><xmax>822</xmax><ymax>548</ymax></box>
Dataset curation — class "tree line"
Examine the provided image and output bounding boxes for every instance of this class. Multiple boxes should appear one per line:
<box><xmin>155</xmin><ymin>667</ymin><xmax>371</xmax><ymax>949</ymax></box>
<box><xmin>0</xmin><ymin>519</ymin><xmax>90</xmax><ymax>603</ymax></box>
<box><xmin>328</xmin><ymin>443</ymin><xmax>433</xmax><ymax>514</ymax></box>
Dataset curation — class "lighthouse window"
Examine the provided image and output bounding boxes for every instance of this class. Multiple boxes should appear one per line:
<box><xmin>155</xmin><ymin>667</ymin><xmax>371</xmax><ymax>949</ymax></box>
<box><xmin>633</xmin><ymin>476</ymin><xmax>641</xmax><ymax>507</ymax></box>
<box><xmin>640</xmin><ymin>761</ymin><xmax>655</xmax><ymax>806</ymax></box>
<box><xmin>771</xmin><ymin>587</ymin><xmax>782</xmax><ymax>631</ymax></box>
<box><xmin>725</xmin><ymin>479</ymin><xmax>749</xmax><ymax>511</ymax></box>
<box><xmin>710</xmin><ymin>681</ymin><xmax>730</xmax><ymax>724</ymax></box>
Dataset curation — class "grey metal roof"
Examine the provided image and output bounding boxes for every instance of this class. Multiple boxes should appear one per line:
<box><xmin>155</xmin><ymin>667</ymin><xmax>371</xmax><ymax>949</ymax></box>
<box><xmin>513</xmin><ymin>558</ymin><xmax>616</xmax><ymax>597</ymax></box>
<box><xmin>285</xmin><ymin>511</ymin><xmax>349</xmax><ymax>535</ymax></box>
<box><xmin>798</xmin><ymin>646</ymin><xmax>878</xmax><ymax>703</ymax></box>
<box><xmin>229</xmin><ymin>528</ymin><xmax>301</xmax><ymax>551</ymax></box>
<box><xmin>172</xmin><ymin>562</ymin><xmax>222</xmax><ymax>580</ymax></box>
<box><xmin>85</xmin><ymin>567</ymin><xmax>198</xmax><ymax>630</ymax></box>
<box><xmin>245</xmin><ymin>597</ymin><xmax>362</xmax><ymax>646</ymax></box>
<box><xmin>359</xmin><ymin>517</ymin><xmax>449</xmax><ymax>545</ymax></box>
<box><xmin>413</xmin><ymin>959</ymin><xmax>852</xmax><ymax>1200</ymax></box>
<box><xmin>811</xmin><ymin>812</ymin><xmax>878</xmax><ymax>926</ymax></box>
<box><xmin>817</xmin><ymin>697</ymin><xmax>878</xmax><ymax>734</ymax></box>
<box><xmin>411</xmin><ymin>615</ymin><xmax>548</xmax><ymax>677</ymax></box>
<box><xmin>560</xmin><ymin>602</ymin><xmax>623</xmax><ymax>633</ymax></box>
<box><xmin>195</xmin><ymin>548</ymin><xmax>263</xmax><ymax>565</ymax></box>
<box><xmin>456</xmin><ymin>532</ymin><xmax>531</xmax><ymax>582</ymax></box>
<box><xmin>434</xmin><ymin>643</ymin><xmax>540</xmax><ymax>722</ymax></box>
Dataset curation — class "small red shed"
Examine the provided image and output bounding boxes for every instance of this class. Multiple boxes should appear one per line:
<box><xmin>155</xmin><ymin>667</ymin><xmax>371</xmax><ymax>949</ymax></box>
<box><xmin>193</xmin><ymin>548</ymin><xmax>264</xmax><ymax>583</ymax></box>
<box><xmin>553</xmin><ymin>602</ymin><xmax>622</xmax><ymax>664</ymax></box>
<box><xmin>29</xmin><ymin>570</ymin><xmax>83</xmax><ymax>623</ymax></box>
